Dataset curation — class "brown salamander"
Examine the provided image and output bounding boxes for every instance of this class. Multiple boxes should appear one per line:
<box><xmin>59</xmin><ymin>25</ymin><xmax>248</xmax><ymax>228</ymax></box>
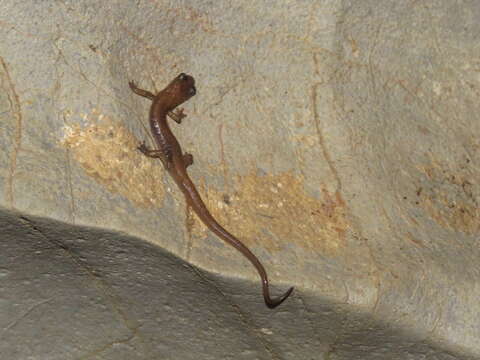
<box><xmin>129</xmin><ymin>73</ymin><xmax>293</xmax><ymax>308</ymax></box>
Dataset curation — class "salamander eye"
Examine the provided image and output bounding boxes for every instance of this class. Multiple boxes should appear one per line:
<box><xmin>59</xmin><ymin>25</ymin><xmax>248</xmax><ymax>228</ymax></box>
<box><xmin>179</xmin><ymin>73</ymin><xmax>187</xmax><ymax>81</ymax></box>
<box><xmin>188</xmin><ymin>86</ymin><xmax>196</xmax><ymax>96</ymax></box>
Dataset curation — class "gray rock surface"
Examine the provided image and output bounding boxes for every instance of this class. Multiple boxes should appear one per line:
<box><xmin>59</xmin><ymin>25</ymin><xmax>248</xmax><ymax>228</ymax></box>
<box><xmin>0</xmin><ymin>0</ymin><xmax>479</xmax><ymax>359</ymax></box>
<box><xmin>1</xmin><ymin>209</ymin><xmax>477</xmax><ymax>360</ymax></box>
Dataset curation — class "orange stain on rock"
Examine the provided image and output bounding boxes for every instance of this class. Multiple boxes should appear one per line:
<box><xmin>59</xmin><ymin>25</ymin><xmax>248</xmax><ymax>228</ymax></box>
<box><xmin>190</xmin><ymin>171</ymin><xmax>349</xmax><ymax>255</ymax></box>
<box><xmin>61</xmin><ymin>110</ymin><xmax>166</xmax><ymax>208</ymax></box>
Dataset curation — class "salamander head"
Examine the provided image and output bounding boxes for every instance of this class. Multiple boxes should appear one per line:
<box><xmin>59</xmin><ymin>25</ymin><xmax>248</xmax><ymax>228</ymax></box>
<box><xmin>163</xmin><ymin>73</ymin><xmax>196</xmax><ymax>111</ymax></box>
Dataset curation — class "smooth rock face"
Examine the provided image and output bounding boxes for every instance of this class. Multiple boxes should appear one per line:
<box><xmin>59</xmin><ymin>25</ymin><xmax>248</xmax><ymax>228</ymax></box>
<box><xmin>1</xmin><ymin>209</ymin><xmax>477</xmax><ymax>360</ymax></box>
<box><xmin>0</xmin><ymin>0</ymin><xmax>479</xmax><ymax>359</ymax></box>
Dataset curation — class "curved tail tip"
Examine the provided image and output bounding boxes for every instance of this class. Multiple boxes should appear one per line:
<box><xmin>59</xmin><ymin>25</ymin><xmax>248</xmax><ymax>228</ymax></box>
<box><xmin>265</xmin><ymin>286</ymin><xmax>294</xmax><ymax>309</ymax></box>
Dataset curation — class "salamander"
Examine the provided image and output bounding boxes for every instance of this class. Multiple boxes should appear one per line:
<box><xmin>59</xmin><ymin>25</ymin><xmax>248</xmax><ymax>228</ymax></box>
<box><xmin>129</xmin><ymin>73</ymin><xmax>293</xmax><ymax>308</ymax></box>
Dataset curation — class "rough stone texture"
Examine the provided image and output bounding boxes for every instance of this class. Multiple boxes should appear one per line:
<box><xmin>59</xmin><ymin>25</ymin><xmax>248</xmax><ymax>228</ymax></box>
<box><xmin>0</xmin><ymin>0</ymin><xmax>479</xmax><ymax>359</ymax></box>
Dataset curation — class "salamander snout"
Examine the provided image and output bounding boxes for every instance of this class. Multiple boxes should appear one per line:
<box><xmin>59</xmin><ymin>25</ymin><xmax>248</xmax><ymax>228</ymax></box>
<box><xmin>165</xmin><ymin>72</ymin><xmax>196</xmax><ymax>108</ymax></box>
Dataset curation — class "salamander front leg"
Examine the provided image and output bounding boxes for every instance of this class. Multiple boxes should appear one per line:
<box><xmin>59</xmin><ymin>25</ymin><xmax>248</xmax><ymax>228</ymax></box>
<box><xmin>129</xmin><ymin>81</ymin><xmax>155</xmax><ymax>101</ymax></box>
<box><xmin>183</xmin><ymin>152</ymin><xmax>193</xmax><ymax>167</ymax></box>
<box><xmin>138</xmin><ymin>141</ymin><xmax>172</xmax><ymax>170</ymax></box>
<box><xmin>168</xmin><ymin>108</ymin><xmax>187</xmax><ymax>124</ymax></box>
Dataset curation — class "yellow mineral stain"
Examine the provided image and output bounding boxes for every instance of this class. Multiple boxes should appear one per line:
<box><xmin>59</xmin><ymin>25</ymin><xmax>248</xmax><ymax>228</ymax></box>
<box><xmin>416</xmin><ymin>157</ymin><xmax>479</xmax><ymax>234</ymax></box>
<box><xmin>61</xmin><ymin>111</ymin><xmax>165</xmax><ymax>208</ymax></box>
<box><xmin>190</xmin><ymin>171</ymin><xmax>349</xmax><ymax>255</ymax></box>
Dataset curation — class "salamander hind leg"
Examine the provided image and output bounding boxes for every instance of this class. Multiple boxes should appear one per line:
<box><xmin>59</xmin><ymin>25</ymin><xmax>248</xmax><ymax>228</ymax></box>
<box><xmin>183</xmin><ymin>152</ymin><xmax>194</xmax><ymax>167</ymax></box>
<box><xmin>129</xmin><ymin>81</ymin><xmax>155</xmax><ymax>101</ymax></box>
<box><xmin>138</xmin><ymin>141</ymin><xmax>172</xmax><ymax>169</ymax></box>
